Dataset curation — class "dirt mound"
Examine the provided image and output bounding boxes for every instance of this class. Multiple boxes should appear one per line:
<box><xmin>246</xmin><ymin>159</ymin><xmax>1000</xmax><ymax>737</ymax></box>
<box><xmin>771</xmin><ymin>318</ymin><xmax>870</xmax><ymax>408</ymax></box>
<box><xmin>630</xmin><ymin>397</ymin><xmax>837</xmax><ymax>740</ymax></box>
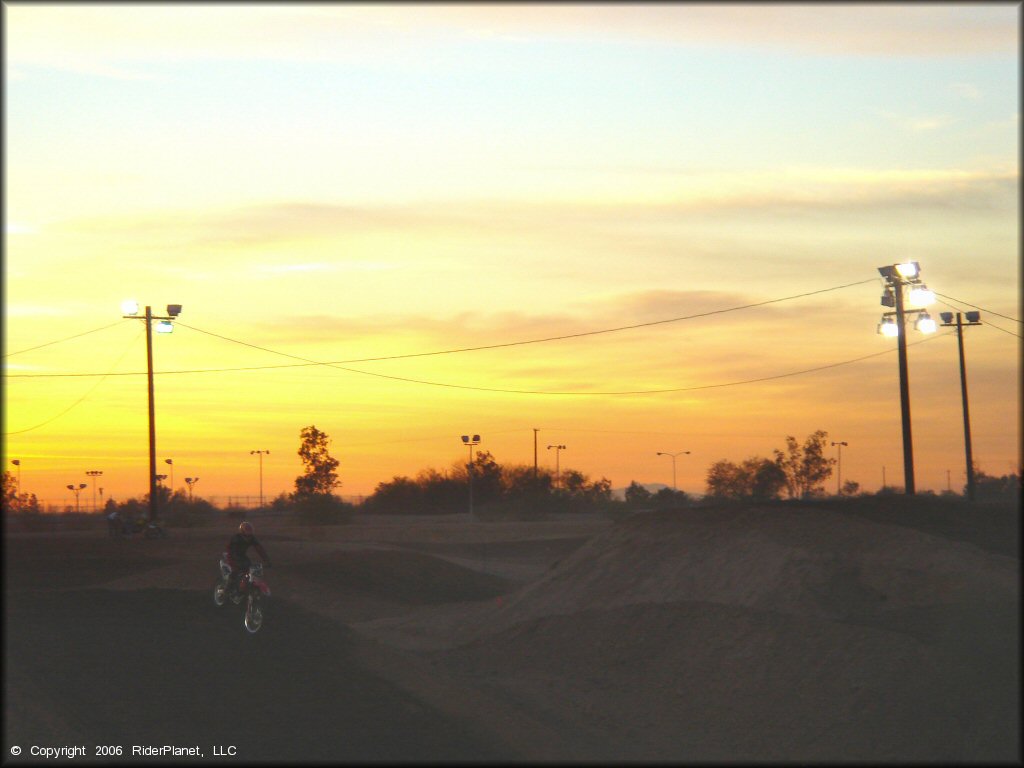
<box><xmin>484</xmin><ymin>505</ymin><xmax>1019</xmax><ymax>634</ymax></box>
<box><xmin>4</xmin><ymin>588</ymin><xmax>507</xmax><ymax>762</ymax></box>
<box><xmin>440</xmin><ymin>599</ymin><xmax>1018</xmax><ymax>761</ymax></box>
<box><xmin>291</xmin><ymin>548</ymin><xmax>511</xmax><ymax>606</ymax></box>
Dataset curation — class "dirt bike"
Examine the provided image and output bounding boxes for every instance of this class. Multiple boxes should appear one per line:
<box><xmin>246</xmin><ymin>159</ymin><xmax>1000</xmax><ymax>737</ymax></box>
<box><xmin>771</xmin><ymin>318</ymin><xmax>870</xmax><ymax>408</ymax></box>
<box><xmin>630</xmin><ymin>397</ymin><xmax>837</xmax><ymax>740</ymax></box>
<box><xmin>213</xmin><ymin>557</ymin><xmax>270</xmax><ymax>634</ymax></box>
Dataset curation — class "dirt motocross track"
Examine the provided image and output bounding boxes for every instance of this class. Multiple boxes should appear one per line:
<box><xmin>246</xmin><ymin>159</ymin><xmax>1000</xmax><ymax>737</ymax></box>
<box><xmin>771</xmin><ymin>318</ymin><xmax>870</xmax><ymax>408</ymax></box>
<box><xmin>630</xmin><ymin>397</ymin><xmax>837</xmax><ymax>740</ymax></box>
<box><xmin>4</xmin><ymin>501</ymin><xmax>1020</xmax><ymax>763</ymax></box>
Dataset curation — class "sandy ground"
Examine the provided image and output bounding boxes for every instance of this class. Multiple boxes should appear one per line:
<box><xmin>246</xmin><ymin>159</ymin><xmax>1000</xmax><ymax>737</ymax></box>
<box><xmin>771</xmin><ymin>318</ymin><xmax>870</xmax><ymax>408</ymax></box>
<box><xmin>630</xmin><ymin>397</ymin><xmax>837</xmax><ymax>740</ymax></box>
<box><xmin>3</xmin><ymin>503</ymin><xmax>1019</xmax><ymax>762</ymax></box>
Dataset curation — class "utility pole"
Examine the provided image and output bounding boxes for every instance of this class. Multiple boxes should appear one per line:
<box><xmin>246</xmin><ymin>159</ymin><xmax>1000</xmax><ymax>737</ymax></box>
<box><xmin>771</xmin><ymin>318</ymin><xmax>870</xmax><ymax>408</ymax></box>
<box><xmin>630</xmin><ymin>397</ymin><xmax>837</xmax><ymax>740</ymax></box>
<box><xmin>533</xmin><ymin>428</ymin><xmax>539</xmax><ymax>478</ymax></box>
<box><xmin>251</xmin><ymin>450</ymin><xmax>270</xmax><ymax>508</ymax></box>
<box><xmin>547</xmin><ymin>444</ymin><xmax>566</xmax><ymax>489</ymax></box>
<box><xmin>939</xmin><ymin>311</ymin><xmax>981</xmax><ymax>501</ymax></box>
<box><xmin>86</xmin><ymin>470</ymin><xmax>103</xmax><ymax>512</ymax></box>
<box><xmin>892</xmin><ymin>280</ymin><xmax>916</xmax><ymax>494</ymax></box>
<box><xmin>830</xmin><ymin>442</ymin><xmax>847</xmax><ymax>495</ymax></box>
<box><xmin>122</xmin><ymin>301</ymin><xmax>181</xmax><ymax>524</ymax></box>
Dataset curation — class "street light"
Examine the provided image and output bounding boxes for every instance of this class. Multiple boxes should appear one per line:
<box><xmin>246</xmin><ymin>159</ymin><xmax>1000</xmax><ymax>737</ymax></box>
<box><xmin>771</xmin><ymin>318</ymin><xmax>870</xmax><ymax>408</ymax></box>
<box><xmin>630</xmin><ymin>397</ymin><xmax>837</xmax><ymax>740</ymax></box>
<box><xmin>656</xmin><ymin>451</ymin><xmax>690</xmax><ymax>492</ymax></box>
<box><xmin>830</xmin><ymin>442</ymin><xmax>848</xmax><ymax>495</ymax></box>
<box><xmin>876</xmin><ymin>261</ymin><xmax>936</xmax><ymax>494</ymax></box>
<box><xmin>164</xmin><ymin>459</ymin><xmax>174</xmax><ymax>492</ymax></box>
<box><xmin>185</xmin><ymin>477</ymin><xmax>200</xmax><ymax>503</ymax></box>
<box><xmin>122</xmin><ymin>301</ymin><xmax>182</xmax><ymax>523</ymax></box>
<box><xmin>547</xmin><ymin>444</ymin><xmax>567</xmax><ymax>489</ymax></box>
<box><xmin>66</xmin><ymin>483</ymin><xmax>87</xmax><ymax>513</ymax></box>
<box><xmin>461</xmin><ymin>435</ymin><xmax>481</xmax><ymax>515</ymax></box>
<box><xmin>250</xmin><ymin>450</ymin><xmax>270</xmax><ymax>508</ymax></box>
<box><xmin>86</xmin><ymin>470</ymin><xmax>103</xmax><ymax>512</ymax></box>
<box><xmin>939</xmin><ymin>311</ymin><xmax>983</xmax><ymax>501</ymax></box>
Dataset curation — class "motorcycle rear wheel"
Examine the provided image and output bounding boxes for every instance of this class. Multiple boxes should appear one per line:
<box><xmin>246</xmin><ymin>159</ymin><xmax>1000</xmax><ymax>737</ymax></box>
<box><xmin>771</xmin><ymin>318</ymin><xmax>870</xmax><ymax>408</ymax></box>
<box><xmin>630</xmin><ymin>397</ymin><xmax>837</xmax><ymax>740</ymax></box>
<box><xmin>244</xmin><ymin>594</ymin><xmax>264</xmax><ymax>634</ymax></box>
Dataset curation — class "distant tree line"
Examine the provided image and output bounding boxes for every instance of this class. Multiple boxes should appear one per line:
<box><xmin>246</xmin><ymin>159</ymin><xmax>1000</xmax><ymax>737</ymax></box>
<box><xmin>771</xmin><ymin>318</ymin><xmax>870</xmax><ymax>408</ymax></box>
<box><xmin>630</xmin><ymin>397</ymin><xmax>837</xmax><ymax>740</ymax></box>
<box><xmin>362</xmin><ymin>449</ymin><xmax>616</xmax><ymax>517</ymax></box>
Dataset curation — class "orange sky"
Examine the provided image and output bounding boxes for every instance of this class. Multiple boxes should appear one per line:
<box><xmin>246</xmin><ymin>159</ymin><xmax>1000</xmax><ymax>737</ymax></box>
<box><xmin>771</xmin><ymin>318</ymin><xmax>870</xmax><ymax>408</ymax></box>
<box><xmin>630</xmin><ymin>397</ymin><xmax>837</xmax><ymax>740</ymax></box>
<box><xmin>4</xmin><ymin>4</ymin><xmax>1020</xmax><ymax>509</ymax></box>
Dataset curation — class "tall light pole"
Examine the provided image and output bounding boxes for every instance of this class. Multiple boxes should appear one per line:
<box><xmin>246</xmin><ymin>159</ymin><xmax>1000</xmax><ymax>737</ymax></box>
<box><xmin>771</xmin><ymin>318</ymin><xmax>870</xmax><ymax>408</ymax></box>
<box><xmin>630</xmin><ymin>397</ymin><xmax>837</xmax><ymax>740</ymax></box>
<box><xmin>547</xmin><ymin>444</ymin><xmax>566</xmax><ymax>489</ymax></box>
<box><xmin>939</xmin><ymin>311</ymin><xmax>982</xmax><ymax>501</ymax></box>
<box><xmin>66</xmin><ymin>483</ymin><xmax>87</xmax><ymax>513</ymax></box>
<box><xmin>86</xmin><ymin>470</ymin><xmax>103</xmax><ymax>511</ymax></box>
<box><xmin>122</xmin><ymin>300</ymin><xmax>182</xmax><ymax>523</ymax></box>
<box><xmin>656</xmin><ymin>450</ymin><xmax>690</xmax><ymax>492</ymax></box>
<box><xmin>250</xmin><ymin>450</ymin><xmax>270</xmax><ymax>508</ymax></box>
<box><xmin>164</xmin><ymin>458</ymin><xmax>174</xmax><ymax>493</ymax></box>
<box><xmin>11</xmin><ymin>459</ymin><xmax>21</xmax><ymax>494</ymax></box>
<box><xmin>185</xmin><ymin>477</ymin><xmax>200</xmax><ymax>503</ymax></box>
<box><xmin>461</xmin><ymin>435</ymin><xmax>481</xmax><ymax>515</ymax></box>
<box><xmin>877</xmin><ymin>262</ymin><xmax>936</xmax><ymax>495</ymax></box>
<box><xmin>533</xmin><ymin>428</ymin><xmax>539</xmax><ymax>479</ymax></box>
<box><xmin>830</xmin><ymin>442</ymin><xmax>848</xmax><ymax>495</ymax></box>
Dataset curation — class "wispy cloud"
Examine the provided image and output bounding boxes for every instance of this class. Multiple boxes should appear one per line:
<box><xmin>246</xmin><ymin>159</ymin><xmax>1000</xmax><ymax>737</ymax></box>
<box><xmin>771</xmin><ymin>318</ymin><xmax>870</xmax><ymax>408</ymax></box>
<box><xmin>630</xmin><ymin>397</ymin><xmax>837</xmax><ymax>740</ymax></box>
<box><xmin>6</xmin><ymin>4</ymin><xmax>1017</xmax><ymax>81</ymax></box>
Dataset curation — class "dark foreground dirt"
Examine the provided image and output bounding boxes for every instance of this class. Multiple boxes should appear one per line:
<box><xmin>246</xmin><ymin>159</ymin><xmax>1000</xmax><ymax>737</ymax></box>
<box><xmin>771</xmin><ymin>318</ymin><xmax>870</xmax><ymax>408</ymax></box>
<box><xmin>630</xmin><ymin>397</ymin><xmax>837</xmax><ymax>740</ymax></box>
<box><xmin>3</xmin><ymin>503</ymin><xmax>1020</xmax><ymax>763</ymax></box>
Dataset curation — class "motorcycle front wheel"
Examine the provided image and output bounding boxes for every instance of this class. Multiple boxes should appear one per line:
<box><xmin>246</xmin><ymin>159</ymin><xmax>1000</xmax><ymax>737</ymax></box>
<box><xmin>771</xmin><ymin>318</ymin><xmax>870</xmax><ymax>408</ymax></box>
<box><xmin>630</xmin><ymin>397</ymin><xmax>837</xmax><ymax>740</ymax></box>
<box><xmin>213</xmin><ymin>582</ymin><xmax>227</xmax><ymax>607</ymax></box>
<box><xmin>244</xmin><ymin>594</ymin><xmax>264</xmax><ymax>634</ymax></box>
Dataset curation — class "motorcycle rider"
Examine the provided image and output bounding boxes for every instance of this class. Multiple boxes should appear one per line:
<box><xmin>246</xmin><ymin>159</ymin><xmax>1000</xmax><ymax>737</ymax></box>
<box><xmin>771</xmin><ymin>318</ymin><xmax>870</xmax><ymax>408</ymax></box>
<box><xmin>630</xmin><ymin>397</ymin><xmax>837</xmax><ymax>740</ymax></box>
<box><xmin>225</xmin><ymin>521</ymin><xmax>272</xmax><ymax>595</ymax></box>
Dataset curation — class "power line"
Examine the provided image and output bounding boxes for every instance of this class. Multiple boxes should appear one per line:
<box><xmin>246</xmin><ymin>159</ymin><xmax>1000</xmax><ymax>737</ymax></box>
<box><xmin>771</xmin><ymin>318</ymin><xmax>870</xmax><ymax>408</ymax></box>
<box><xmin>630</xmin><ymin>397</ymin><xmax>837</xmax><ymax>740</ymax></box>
<box><xmin>3</xmin><ymin>321</ymin><xmax>128</xmax><ymax>358</ymax></box>
<box><xmin>1</xmin><ymin>326</ymin><xmax>953</xmax><ymax>395</ymax></box>
<box><xmin>4</xmin><ymin>326</ymin><xmax>144</xmax><ymax>435</ymax></box>
<box><xmin>3</xmin><ymin>278</ymin><xmax>874</xmax><ymax>379</ymax></box>
<box><xmin>934</xmin><ymin>292</ymin><xmax>1021</xmax><ymax>324</ymax></box>
<box><xmin>935</xmin><ymin>297</ymin><xmax>1022</xmax><ymax>339</ymax></box>
<box><xmin>175</xmin><ymin>278</ymin><xmax>877</xmax><ymax>364</ymax></box>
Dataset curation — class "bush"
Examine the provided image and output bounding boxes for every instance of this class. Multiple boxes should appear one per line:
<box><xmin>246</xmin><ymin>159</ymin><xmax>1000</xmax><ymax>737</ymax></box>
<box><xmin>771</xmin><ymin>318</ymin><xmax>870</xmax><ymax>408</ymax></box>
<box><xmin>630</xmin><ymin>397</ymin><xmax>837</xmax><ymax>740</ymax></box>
<box><xmin>293</xmin><ymin>493</ymin><xmax>353</xmax><ymax>525</ymax></box>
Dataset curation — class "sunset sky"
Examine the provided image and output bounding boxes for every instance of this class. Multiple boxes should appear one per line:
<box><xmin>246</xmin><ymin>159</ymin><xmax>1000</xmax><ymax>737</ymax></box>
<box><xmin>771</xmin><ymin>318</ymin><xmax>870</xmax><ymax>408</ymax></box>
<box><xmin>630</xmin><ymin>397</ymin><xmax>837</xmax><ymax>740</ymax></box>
<box><xmin>4</xmin><ymin>3</ymin><xmax>1020</xmax><ymax>509</ymax></box>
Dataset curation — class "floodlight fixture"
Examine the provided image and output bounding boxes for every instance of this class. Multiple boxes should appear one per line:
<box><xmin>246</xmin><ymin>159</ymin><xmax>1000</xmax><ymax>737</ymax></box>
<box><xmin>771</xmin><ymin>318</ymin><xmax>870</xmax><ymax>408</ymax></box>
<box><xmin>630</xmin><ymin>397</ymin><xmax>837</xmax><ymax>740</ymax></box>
<box><xmin>155</xmin><ymin>320</ymin><xmax>174</xmax><ymax>334</ymax></box>
<box><xmin>166</xmin><ymin>304</ymin><xmax>182</xmax><ymax>317</ymax></box>
<box><xmin>895</xmin><ymin>262</ymin><xmax>919</xmax><ymax>278</ymax></box>
<box><xmin>914</xmin><ymin>312</ymin><xmax>937</xmax><ymax>334</ymax></box>
<box><xmin>878</xmin><ymin>317</ymin><xmax>899</xmax><ymax>337</ymax></box>
<box><xmin>939</xmin><ymin>311</ymin><xmax>954</xmax><ymax>324</ymax></box>
<box><xmin>121</xmin><ymin>299</ymin><xmax>140</xmax><ymax>316</ymax></box>
<box><xmin>965</xmin><ymin>311</ymin><xmax>981</xmax><ymax>324</ymax></box>
<box><xmin>880</xmin><ymin>288</ymin><xmax>895</xmax><ymax>307</ymax></box>
<box><xmin>907</xmin><ymin>284</ymin><xmax>935</xmax><ymax>307</ymax></box>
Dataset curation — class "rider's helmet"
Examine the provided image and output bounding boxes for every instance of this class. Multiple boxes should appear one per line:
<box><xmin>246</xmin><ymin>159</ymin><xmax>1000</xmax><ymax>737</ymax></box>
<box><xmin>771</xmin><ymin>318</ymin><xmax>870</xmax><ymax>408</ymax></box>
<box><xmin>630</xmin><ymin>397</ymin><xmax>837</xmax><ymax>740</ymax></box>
<box><xmin>239</xmin><ymin>521</ymin><xmax>254</xmax><ymax>537</ymax></box>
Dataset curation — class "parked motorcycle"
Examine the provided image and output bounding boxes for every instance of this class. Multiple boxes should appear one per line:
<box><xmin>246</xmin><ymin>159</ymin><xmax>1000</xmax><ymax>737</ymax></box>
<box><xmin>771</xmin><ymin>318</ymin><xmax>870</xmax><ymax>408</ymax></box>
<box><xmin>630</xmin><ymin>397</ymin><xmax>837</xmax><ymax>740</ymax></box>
<box><xmin>213</xmin><ymin>557</ymin><xmax>270</xmax><ymax>633</ymax></box>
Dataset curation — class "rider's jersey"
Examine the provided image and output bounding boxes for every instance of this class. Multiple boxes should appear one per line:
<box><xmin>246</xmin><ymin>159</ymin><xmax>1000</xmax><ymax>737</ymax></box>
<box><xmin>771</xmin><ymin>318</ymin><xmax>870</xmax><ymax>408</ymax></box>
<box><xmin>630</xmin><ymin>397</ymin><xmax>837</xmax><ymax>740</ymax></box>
<box><xmin>226</xmin><ymin>533</ymin><xmax>270</xmax><ymax>566</ymax></box>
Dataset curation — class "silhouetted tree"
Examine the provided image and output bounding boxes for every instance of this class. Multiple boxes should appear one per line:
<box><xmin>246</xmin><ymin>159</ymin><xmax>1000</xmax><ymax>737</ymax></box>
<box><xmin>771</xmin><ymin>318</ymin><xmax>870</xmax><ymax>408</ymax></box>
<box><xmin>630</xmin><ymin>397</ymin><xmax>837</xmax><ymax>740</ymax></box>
<box><xmin>773</xmin><ymin>430</ymin><xmax>835</xmax><ymax>499</ymax></box>
<box><xmin>3</xmin><ymin>471</ymin><xmax>40</xmax><ymax>514</ymax></box>
<box><xmin>705</xmin><ymin>457</ymin><xmax>785</xmax><ymax>501</ymax></box>
<box><xmin>294</xmin><ymin>425</ymin><xmax>341</xmax><ymax>497</ymax></box>
<box><xmin>624</xmin><ymin>481</ymin><xmax>653</xmax><ymax>507</ymax></box>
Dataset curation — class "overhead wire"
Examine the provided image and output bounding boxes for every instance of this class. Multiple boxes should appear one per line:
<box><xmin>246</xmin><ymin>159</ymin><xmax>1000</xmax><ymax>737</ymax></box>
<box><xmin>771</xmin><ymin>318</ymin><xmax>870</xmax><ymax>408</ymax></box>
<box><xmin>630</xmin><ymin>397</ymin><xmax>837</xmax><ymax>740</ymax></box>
<box><xmin>3</xmin><ymin>321</ymin><xmax>128</xmax><ymax>358</ymax></box>
<box><xmin>4</xmin><ymin>325</ymin><xmax>145</xmax><ymax>435</ymax></box>
<box><xmin>4</xmin><ymin>278</ymin><xmax>877</xmax><ymax>380</ymax></box>
<box><xmin>934</xmin><ymin>292</ymin><xmax>1021</xmax><ymax>324</ymax></box>
<box><xmin>935</xmin><ymin>297</ymin><xmax>1021</xmax><ymax>339</ymax></box>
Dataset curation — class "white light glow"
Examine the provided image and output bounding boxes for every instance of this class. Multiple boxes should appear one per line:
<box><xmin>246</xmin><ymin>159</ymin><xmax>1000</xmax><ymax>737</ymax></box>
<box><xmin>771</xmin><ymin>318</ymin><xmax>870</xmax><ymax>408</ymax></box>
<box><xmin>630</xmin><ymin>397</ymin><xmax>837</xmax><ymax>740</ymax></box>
<box><xmin>121</xmin><ymin>299</ymin><xmax>139</xmax><ymax>315</ymax></box>
<box><xmin>915</xmin><ymin>313</ymin><xmax>937</xmax><ymax>334</ymax></box>
<box><xmin>895</xmin><ymin>262</ymin><xmax>919</xmax><ymax>278</ymax></box>
<box><xmin>908</xmin><ymin>285</ymin><xmax>935</xmax><ymax>307</ymax></box>
<box><xmin>155</xmin><ymin>320</ymin><xmax>174</xmax><ymax>333</ymax></box>
<box><xmin>878</xmin><ymin>318</ymin><xmax>900</xmax><ymax>337</ymax></box>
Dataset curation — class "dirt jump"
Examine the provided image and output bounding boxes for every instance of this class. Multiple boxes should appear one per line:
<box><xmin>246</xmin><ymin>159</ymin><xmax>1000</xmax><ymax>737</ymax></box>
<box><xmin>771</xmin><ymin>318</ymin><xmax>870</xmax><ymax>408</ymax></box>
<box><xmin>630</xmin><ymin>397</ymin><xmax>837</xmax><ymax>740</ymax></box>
<box><xmin>4</xmin><ymin>500</ymin><xmax>1019</xmax><ymax>762</ymax></box>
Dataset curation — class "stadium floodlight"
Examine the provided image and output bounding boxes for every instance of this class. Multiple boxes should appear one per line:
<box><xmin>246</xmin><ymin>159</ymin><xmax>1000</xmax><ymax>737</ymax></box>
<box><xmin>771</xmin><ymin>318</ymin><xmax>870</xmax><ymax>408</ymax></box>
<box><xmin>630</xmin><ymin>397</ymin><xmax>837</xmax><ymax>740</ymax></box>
<box><xmin>895</xmin><ymin>262</ymin><xmax>919</xmax><ymax>278</ymax></box>
<box><xmin>877</xmin><ymin>317</ymin><xmax>899</xmax><ymax>337</ymax></box>
<box><xmin>914</xmin><ymin>312</ymin><xmax>937</xmax><ymax>334</ymax></box>
<box><xmin>166</xmin><ymin>304</ymin><xmax>183</xmax><ymax>317</ymax></box>
<box><xmin>121</xmin><ymin>299</ymin><xmax>140</xmax><ymax>316</ymax></box>
<box><xmin>940</xmin><ymin>311</ymin><xmax>954</xmax><ymax>324</ymax></box>
<box><xmin>908</xmin><ymin>284</ymin><xmax>935</xmax><ymax>307</ymax></box>
<box><xmin>965</xmin><ymin>311</ymin><xmax>981</xmax><ymax>324</ymax></box>
<box><xmin>155</xmin><ymin>320</ymin><xmax>174</xmax><ymax>334</ymax></box>
<box><xmin>880</xmin><ymin>288</ymin><xmax>896</xmax><ymax>307</ymax></box>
